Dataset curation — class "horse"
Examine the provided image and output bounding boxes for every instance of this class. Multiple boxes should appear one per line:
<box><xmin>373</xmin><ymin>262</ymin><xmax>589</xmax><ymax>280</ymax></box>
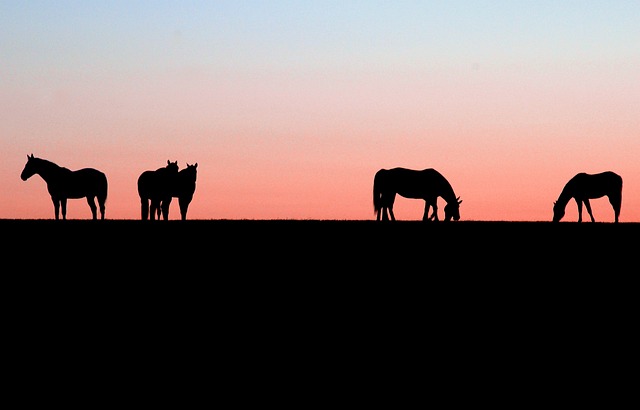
<box><xmin>137</xmin><ymin>160</ymin><xmax>179</xmax><ymax>220</ymax></box>
<box><xmin>20</xmin><ymin>154</ymin><xmax>108</xmax><ymax>220</ymax></box>
<box><xmin>552</xmin><ymin>171</ymin><xmax>622</xmax><ymax>223</ymax></box>
<box><xmin>157</xmin><ymin>162</ymin><xmax>198</xmax><ymax>221</ymax></box>
<box><xmin>373</xmin><ymin>167</ymin><xmax>462</xmax><ymax>222</ymax></box>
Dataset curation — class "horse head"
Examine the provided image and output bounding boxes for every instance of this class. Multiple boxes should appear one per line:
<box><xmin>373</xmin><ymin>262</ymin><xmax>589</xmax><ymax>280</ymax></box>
<box><xmin>552</xmin><ymin>201</ymin><xmax>564</xmax><ymax>222</ymax></box>
<box><xmin>444</xmin><ymin>196</ymin><xmax>462</xmax><ymax>221</ymax></box>
<box><xmin>186</xmin><ymin>162</ymin><xmax>197</xmax><ymax>171</ymax></box>
<box><xmin>166</xmin><ymin>160</ymin><xmax>179</xmax><ymax>173</ymax></box>
<box><xmin>20</xmin><ymin>154</ymin><xmax>37</xmax><ymax>181</ymax></box>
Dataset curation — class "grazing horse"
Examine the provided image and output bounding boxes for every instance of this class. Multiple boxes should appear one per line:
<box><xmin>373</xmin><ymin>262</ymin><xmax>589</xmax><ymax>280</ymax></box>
<box><xmin>137</xmin><ymin>160</ymin><xmax>179</xmax><ymax>220</ymax></box>
<box><xmin>20</xmin><ymin>154</ymin><xmax>108</xmax><ymax>220</ymax></box>
<box><xmin>553</xmin><ymin>171</ymin><xmax>622</xmax><ymax>223</ymax></box>
<box><xmin>373</xmin><ymin>167</ymin><xmax>462</xmax><ymax>222</ymax></box>
<box><xmin>157</xmin><ymin>162</ymin><xmax>198</xmax><ymax>221</ymax></box>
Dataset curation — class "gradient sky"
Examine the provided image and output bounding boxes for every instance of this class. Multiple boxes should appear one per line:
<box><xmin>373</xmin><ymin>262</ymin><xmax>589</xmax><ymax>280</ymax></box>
<box><xmin>2</xmin><ymin>0</ymin><xmax>639</xmax><ymax>221</ymax></box>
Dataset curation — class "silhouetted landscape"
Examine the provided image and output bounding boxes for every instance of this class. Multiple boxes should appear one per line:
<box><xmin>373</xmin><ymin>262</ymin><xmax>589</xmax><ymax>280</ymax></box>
<box><xmin>5</xmin><ymin>217</ymin><xmax>635</xmax><ymax>387</ymax></box>
<box><xmin>6</xmin><ymin>218</ymin><xmax>636</xmax><ymax>270</ymax></box>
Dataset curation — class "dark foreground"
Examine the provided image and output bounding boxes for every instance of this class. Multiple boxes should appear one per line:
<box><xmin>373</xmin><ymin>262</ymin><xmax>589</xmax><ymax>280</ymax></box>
<box><xmin>5</xmin><ymin>218</ymin><xmax>637</xmax><ymax>268</ymax></box>
<box><xmin>4</xmin><ymin>219</ymin><xmax>636</xmax><ymax>397</ymax></box>
<box><xmin>7</xmin><ymin>218</ymin><xmax>636</xmax><ymax>313</ymax></box>
<box><xmin>5</xmin><ymin>218</ymin><xmax>637</xmax><ymax>286</ymax></box>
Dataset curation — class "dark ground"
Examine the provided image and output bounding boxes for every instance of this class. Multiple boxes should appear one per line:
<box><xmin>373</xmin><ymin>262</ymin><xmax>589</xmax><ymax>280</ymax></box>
<box><xmin>4</xmin><ymin>218</ymin><xmax>635</xmax><ymax>293</ymax></box>
<box><xmin>3</xmin><ymin>219</ymin><xmax>636</xmax><ymax>399</ymax></box>
<box><xmin>4</xmin><ymin>218</ymin><xmax>636</xmax><ymax>261</ymax></box>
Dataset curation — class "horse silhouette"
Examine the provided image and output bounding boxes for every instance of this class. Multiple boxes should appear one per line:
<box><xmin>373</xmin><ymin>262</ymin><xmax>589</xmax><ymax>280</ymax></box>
<box><xmin>20</xmin><ymin>154</ymin><xmax>108</xmax><ymax>220</ymax></box>
<box><xmin>553</xmin><ymin>171</ymin><xmax>622</xmax><ymax>223</ymax></box>
<box><xmin>137</xmin><ymin>160</ymin><xmax>179</xmax><ymax>221</ymax></box>
<box><xmin>373</xmin><ymin>167</ymin><xmax>462</xmax><ymax>221</ymax></box>
<box><xmin>157</xmin><ymin>162</ymin><xmax>198</xmax><ymax>221</ymax></box>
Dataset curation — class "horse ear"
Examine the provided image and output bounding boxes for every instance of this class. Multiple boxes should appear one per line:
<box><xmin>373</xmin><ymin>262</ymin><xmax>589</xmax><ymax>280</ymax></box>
<box><xmin>194</xmin><ymin>163</ymin><xmax>197</xmax><ymax>168</ymax></box>
<box><xmin>167</xmin><ymin>160</ymin><xmax>170</xmax><ymax>165</ymax></box>
<box><xmin>29</xmin><ymin>153</ymin><xmax>34</xmax><ymax>159</ymax></box>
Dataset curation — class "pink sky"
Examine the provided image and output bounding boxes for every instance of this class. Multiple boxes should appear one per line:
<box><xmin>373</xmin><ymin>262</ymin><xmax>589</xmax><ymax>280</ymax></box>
<box><xmin>2</xmin><ymin>2</ymin><xmax>638</xmax><ymax>222</ymax></box>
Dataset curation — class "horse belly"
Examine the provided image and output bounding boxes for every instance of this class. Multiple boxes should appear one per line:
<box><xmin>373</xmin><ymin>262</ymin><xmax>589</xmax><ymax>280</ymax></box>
<box><xmin>397</xmin><ymin>188</ymin><xmax>428</xmax><ymax>200</ymax></box>
<box><xmin>581</xmin><ymin>189</ymin><xmax>607</xmax><ymax>199</ymax></box>
<box><xmin>66</xmin><ymin>188</ymin><xmax>92</xmax><ymax>199</ymax></box>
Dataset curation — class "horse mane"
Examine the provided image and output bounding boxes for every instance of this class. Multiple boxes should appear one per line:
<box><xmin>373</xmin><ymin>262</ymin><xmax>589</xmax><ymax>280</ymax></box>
<box><xmin>33</xmin><ymin>156</ymin><xmax>60</xmax><ymax>169</ymax></box>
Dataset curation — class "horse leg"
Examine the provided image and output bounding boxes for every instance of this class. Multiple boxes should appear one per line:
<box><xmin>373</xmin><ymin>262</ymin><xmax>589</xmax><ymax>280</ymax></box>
<box><xmin>141</xmin><ymin>198</ymin><xmax>149</xmax><ymax>220</ymax></box>
<box><xmin>150</xmin><ymin>199</ymin><xmax>159</xmax><ymax>220</ymax></box>
<box><xmin>430</xmin><ymin>201</ymin><xmax>439</xmax><ymax>221</ymax></box>
<box><xmin>179</xmin><ymin>196</ymin><xmax>192</xmax><ymax>221</ymax></box>
<box><xmin>583</xmin><ymin>199</ymin><xmax>596</xmax><ymax>222</ymax></box>
<box><xmin>381</xmin><ymin>193</ymin><xmax>395</xmax><ymax>221</ymax></box>
<box><xmin>99</xmin><ymin>197</ymin><xmax>106</xmax><ymax>220</ymax></box>
<box><xmin>161</xmin><ymin>197</ymin><xmax>172</xmax><ymax>220</ymax></box>
<box><xmin>609</xmin><ymin>194</ymin><xmax>621</xmax><ymax>223</ymax></box>
<box><xmin>52</xmin><ymin>198</ymin><xmax>60</xmax><ymax>220</ymax></box>
<box><xmin>422</xmin><ymin>201</ymin><xmax>430</xmax><ymax>221</ymax></box>
<box><xmin>60</xmin><ymin>198</ymin><xmax>67</xmax><ymax>220</ymax></box>
<box><xmin>575</xmin><ymin>199</ymin><xmax>583</xmax><ymax>222</ymax></box>
<box><xmin>86</xmin><ymin>196</ymin><xmax>98</xmax><ymax>220</ymax></box>
<box><xmin>422</xmin><ymin>199</ymin><xmax>438</xmax><ymax>221</ymax></box>
<box><xmin>381</xmin><ymin>206</ymin><xmax>392</xmax><ymax>221</ymax></box>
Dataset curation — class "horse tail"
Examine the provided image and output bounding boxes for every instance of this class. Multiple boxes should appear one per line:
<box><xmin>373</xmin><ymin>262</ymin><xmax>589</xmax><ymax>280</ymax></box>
<box><xmin>103</xmin><ymin>172</ymin><xmax>108</xmax><ymax>198</ymax></box>
<box><xmin>618</xmin><ymin>173</ymin><xmax>623</xmax><ymax>191</ymax></box>
<box><xmin>100</xmin><ymin>171</ymin><xmax>108</xmax><ymax>203</ymax></box>
<box><xmin>373</xmin><ymin>169</ymin><xmax>384</xmax><ymax>214</ymax></box>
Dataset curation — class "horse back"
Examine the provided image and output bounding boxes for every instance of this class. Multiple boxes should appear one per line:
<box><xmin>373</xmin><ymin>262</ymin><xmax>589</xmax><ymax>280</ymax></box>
<box><xmin>138</xmin><ymin>168</ymin><xmax>176</xmax><ymax>198</ymax></box>
<box><xmin>570</xmin><ymin>171</ymin><xmax>622</xmax><ymax>198</ymax></box>
<box><xmin>382</xmin><ymin>168</ymin><xmax>448</xmax><ymax>198</ymax></box>
<box><xmin>51</xmin><ymin>168</ymin><xmax>107</xmax><ymax>199</ymax></box>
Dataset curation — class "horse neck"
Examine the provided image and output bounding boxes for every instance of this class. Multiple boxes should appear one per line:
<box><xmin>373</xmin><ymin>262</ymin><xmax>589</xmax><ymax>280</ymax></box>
<box><xmin>439</xmin><ymin>180</ymin><xmax>457</xmax><ymax>204</ymax></box>
<box><xmin>556</xmin><ymin>187</ymin><xmax>573</xmax><ymax>206</ymax></box>
<box><xmin>33</xmin><ymin>160</ymin><xmax>62</xmax><ymax>183</ymax></box>
<box><xmin>180</xmin><ymin>169</ymin><xmax>196</xmax><ymax>182</ymax></box>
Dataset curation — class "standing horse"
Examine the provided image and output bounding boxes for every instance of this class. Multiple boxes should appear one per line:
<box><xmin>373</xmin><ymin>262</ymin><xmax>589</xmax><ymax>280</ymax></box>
<box><xmin>137</xmin><ymin>160</ymin><xmax>179</xmax><ymax>221</ymax></box>
<box><xmin>157</xmin><ymin>162</ymin><xmax>198</xmax><ymax>221</ymax></box>
<box><xmin>552</xmin><ymin>171</ymin><xmax>622</xmax><ymax>223</ymax></box>
<box><xmin>373</xmin><ymin>167</ymin><xmax>462</xmax><ymax>222</ymax></box>
<box><xmin>20</xmin><ymin>154</ymin><xmax>108</xmax><ymax>220</ymax></box>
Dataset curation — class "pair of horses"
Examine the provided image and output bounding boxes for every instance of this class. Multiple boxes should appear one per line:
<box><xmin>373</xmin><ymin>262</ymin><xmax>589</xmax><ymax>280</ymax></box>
<box><xmin>373</xmin><ymin>167</ymin><xmax>622</xmax><ymax>223</ymax></box>
<box><xmin>138</xmin><ymin>160</ymin><xmax>198</xmax><ymax>221</ymax></box>
<box><xmin>20</xmin><ymin>154</ymin><xmax>197</xmax><ymax>221</ymax></box>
